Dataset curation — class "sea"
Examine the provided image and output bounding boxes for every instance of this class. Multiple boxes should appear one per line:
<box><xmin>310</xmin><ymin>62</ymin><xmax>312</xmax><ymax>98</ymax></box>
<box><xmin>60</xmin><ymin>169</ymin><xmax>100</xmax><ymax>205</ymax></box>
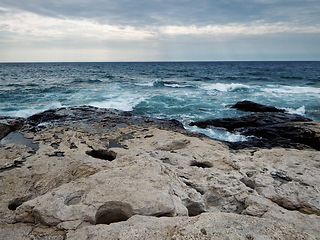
<box><xmin>1</xmin><ymin>61</ymin><xmax>319</xmax><ymax>142</ymax></box>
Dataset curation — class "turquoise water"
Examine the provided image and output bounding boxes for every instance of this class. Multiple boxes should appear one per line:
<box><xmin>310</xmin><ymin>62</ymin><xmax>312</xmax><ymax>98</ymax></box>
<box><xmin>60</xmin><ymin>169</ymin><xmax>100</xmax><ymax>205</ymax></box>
<box><xmin>1</xmin><ymin>61</ymin><xmax>319</xmax><ymax>141</ymax></box>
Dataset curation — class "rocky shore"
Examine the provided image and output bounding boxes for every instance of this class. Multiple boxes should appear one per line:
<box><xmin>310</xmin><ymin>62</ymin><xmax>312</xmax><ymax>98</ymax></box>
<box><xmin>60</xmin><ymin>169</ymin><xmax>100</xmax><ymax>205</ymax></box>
<box><xmin>1</xmin><ymin>103</ymin><xmax>320</xmax><ymax>239</ymax></box>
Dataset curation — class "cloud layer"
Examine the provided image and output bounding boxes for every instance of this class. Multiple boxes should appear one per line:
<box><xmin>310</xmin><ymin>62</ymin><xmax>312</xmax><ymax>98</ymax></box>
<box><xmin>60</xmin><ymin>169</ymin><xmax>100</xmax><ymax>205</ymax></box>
<box><xmin>0</xmin><ymin>0</ymin><xmax>319</xmax><ymax>61</ymax></box>
<box><xmin>2</xmin><ymin>0</ymin><xmax>319</xmax><ymax>26</ymax></box>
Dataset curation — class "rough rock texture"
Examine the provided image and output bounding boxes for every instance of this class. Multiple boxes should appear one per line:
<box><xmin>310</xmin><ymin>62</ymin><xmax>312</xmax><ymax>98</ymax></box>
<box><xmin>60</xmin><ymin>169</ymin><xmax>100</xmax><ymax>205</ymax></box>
<box><xmin>1</xmin><ymin>106</ymin><xmax>320</xmax><ymax>239</ymax></box>
<box><xmin>67</xmin><ymin>213</ymin><xmax>316</xmax><ymax>240</ymax></box>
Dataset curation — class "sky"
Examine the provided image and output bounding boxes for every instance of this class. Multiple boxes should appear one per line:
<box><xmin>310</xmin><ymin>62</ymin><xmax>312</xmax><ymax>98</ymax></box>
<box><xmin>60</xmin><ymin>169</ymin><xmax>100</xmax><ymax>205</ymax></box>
<box><xmin>0</xmin><ymin>0</ymin><xmax>319</xmax><ymax>62</ymax></box>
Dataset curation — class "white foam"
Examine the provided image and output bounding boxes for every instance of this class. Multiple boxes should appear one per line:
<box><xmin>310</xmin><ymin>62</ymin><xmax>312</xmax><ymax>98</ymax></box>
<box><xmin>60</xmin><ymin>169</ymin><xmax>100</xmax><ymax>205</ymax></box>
<box><xmin>262</xmin><ymin>85</ymin><xmax>320</xmax><ymax>95</ymax></box>
<box><xmin>90</xmin><ymin>96</ymin><xmax>145</xmax><ymax>111</ymax></box>
<box><xmin>186</xmin><ymin>125</ymin><xmax>248</xmax><ymax>142</ymax></box>
<box><xmin>165</xmin><ymin>83</ymin><xmax>185</xmax><ymax>88</ymax></box>
<box><xmin>200</xmin><ymin>83</ymin><xmax>250</xmax><ymax>92</ymax></box>
<box><xmin>283</xmin><ymin>105</ymin><xmax>306</xmax><ymax>115</ymax></box>
<box><xmin>8</xmin><ymin>102</ymin><xmax>63</xmax><ymax>118</ymax></box>
<box><xmin>135</xmin><ymin>81</ymin><xmax>154</xmax><ymax>87</ymax></box>
<box><xmin>136</xmin><ymin>80</ymin><xmax>190</xmax><ymax>88</ymax></box>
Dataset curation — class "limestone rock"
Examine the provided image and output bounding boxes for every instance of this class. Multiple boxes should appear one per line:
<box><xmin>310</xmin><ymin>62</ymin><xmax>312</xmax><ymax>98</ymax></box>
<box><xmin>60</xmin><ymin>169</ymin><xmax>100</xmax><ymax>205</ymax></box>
<box><xmin>1</xmin><ymin>106</ymin><xmax>320</xmax><ymax>239</ymax></box>
<box><xmin>14</xmin><ymin>157</ymin><xmax>190</xmax><ymax>227</ymax></box>
<box><xmin>67</xmin><ymin>213</ymin><xmax>316</xmax><ymax>240</ymax></box>
<box><xmin>153</xmin><ymin>138</ymin><xmax>191</xmax><ymax>151</ymax></box>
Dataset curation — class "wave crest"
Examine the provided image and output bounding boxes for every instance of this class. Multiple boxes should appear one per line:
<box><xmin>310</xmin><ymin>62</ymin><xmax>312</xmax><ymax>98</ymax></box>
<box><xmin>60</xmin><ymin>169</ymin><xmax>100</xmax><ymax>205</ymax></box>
<box><xmin>201</xmin><ymin>83</ymin><xmax>250</xmax><ymax>92</ymax></box>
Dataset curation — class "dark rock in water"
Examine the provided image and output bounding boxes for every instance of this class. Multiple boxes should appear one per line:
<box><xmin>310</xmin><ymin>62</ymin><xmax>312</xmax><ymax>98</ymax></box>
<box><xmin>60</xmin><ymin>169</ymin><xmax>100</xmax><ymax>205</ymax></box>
<box><xmin>0</xmin><ymin>117</ymin><xmax>25</xmax><ymax>140</ymax></box>
<box><xmin>230</xmin><ymin>100</ymin><xmax>285</xmax><ymax>113</ymax></box>
<box><xmin>189</xmin><ymin>112</ymin><xmax>311</xmax><ymax>130</ymax></box>
<box><xmin>25</xmin><ymin>105</ymin><xmax>185</xmax><ymax>132</ymax></box>
<box><xmin>238</xmin><ymin>121</ymin><xmax>320</xmax><ymax>150</ymax></box>
<box><xmin>189</xmin><ymin>112</ymin><xmax>319</xmax><ymax>150</ymax></box>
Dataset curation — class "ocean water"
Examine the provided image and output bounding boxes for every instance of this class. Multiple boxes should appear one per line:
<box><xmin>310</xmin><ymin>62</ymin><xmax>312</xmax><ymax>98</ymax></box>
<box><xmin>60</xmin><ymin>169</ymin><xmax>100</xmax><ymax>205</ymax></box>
<box><xmin>1</xmin><ymin>61</ymin><xmax>319</xmax><ymax>142</ymax></box>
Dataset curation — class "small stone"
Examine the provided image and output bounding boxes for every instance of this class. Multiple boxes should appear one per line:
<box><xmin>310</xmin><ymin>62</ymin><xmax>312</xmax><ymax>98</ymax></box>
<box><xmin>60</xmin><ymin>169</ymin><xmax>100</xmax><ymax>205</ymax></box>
<box><xmin>200</xmin><ymin>228</ymin><xmax>207</xmax><ymax>235</ymax></box>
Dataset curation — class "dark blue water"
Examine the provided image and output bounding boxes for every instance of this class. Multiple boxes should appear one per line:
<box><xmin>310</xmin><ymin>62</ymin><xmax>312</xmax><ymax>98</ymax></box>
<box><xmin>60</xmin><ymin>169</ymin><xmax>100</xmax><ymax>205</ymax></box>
<box><xmin>1</xmin><ymin>61</ymin><xmax>319</xmax><ymax>141</ymax></box>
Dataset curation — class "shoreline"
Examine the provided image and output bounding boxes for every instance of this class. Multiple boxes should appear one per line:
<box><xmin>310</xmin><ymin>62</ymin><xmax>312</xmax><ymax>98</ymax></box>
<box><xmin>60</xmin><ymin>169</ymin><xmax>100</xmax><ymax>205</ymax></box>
<box><xmin>1</xmin><ymin>105</ymin><xmax>320</xmax><ymax>239</ymax></box>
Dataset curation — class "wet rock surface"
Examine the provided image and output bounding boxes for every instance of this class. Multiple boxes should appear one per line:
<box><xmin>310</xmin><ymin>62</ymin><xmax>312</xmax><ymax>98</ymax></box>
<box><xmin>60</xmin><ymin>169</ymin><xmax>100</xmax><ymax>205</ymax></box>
<box><xmin>190</xmin><ymin>101</ymin><xmax>319</xmax><ymax>150</ymax></box>
<box><xmin>1</xmin><ymin>105</ymin><xmax>320</xmax><ymax>239</ymax></box>
<box><xmin>25</xmin><ymin>105</ymin><xmax>185</xmax><ymax>132</ymax></box>
<box><xmin>189</xmin><ymin>112</ymin><xmax>311</xmax><ymax>131</ymax></box>
<box><xmin>0</xmin><ymin>116</ymin><xmax>25</xmax><ymax>140</ymax></box>
<box><xmin>230</xmin><ymin>100</ymin><xmax>285</xmax><ymax>112</ymax></box>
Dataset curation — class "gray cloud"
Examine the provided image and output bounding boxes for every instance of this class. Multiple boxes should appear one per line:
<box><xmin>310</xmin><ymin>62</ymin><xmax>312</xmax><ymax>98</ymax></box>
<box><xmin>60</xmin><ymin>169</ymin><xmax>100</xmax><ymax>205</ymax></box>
<box><xmin>1</xmin><ymin>0</ymin><xmax>319</xmax><ymax>27</ymax></box>
<box><xmin>1</xmin><ymin>0</ymin><xmax>319</xmax><ymax>62</ymax></box>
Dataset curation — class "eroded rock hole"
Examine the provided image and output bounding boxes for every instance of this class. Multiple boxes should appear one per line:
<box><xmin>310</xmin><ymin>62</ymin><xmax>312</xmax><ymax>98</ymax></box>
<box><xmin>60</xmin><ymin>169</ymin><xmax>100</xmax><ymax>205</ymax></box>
<box><xmin>70</xmin><ymin>143</ymin><xmax>78</xmax><ymax>149</ymax></box>
<box><xmin>95</xmin><ymin>201</ymin><xmax>133</xmax><ymax>225</ymax></box>
<box><xmin>153</xmin><ymin>212</ymin><xmax>174</xmax><ymax>217</ymax></box>
<box><xmin>187</xmin><ymin>202</ymin><xmax>205</xmax><ymax>216</ymax></box>
<box><xmin>51</xmin><ymin>143</ymin><xmax>59</xmax><ymax>149</ymax></box>
<box><xmin>190</xmin><ymin>160</ymin><xmax>213</xmax><ymax>168</ymax></box>
<box><xmin>240</xmin><ymin>177</ymin><xmax>256</xmax><ymax>189</ymax></box>
<box><xmin>48</xmin><ymin>151</ymin><xmax>65</xmax><ymax>157</ymax></box>
<box><xmin>8</xmin><ymin>196</ymin><xmax>30</xmax><ymax>210</ymax></box>
<box><xmin>86</xmin><ymin>149</ymin><xmax>117</xmax><ymax>161</ymax></box>
<box><xmin>184</xmin><ymin>199</ymin><xmax>206</xmax><ymax>217</ymax></box>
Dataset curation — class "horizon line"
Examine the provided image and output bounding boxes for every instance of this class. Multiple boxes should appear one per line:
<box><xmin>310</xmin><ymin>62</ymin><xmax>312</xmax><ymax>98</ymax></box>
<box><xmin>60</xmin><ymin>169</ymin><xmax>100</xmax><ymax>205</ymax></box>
<box><xmin>1</xmin><ymin>60</ymin><xmax>319</xmax><ymax>64</ymax></box>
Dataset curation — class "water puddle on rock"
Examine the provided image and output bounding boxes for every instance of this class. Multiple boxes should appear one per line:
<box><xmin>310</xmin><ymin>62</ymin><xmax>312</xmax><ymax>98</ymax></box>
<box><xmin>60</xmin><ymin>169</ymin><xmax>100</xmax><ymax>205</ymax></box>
<box><xmin>0</xmin><ymin>132</ymin><xmax>39</xmax><ymax>151</ymax></box>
